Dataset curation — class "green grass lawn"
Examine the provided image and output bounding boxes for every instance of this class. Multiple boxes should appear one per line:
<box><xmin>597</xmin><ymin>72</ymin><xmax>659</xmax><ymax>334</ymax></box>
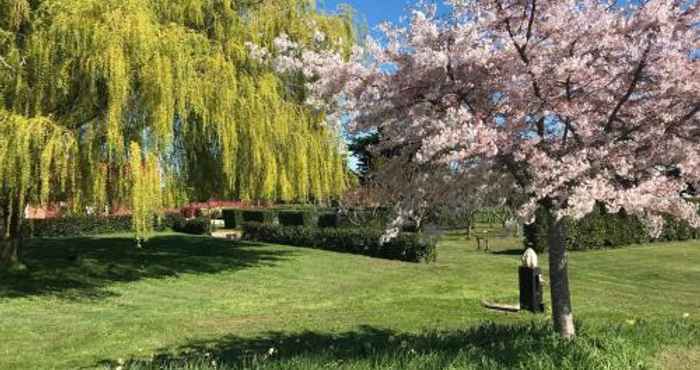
<box><xmin>0</xmin><ymin>231</ymin><xmax>698</xmax><ymax>369</ymax></box>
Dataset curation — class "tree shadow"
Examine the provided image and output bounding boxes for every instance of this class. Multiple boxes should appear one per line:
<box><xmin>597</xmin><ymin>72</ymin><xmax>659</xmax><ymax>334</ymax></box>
<box><xmin>491</xmin><ymin>248</ymin><xmax>525</xmax><ymax>256</ymax></box>
<box><xmin>93</xmin><ymin>320</ymin><xmax>675</xmax><ymax>370</ymax></box>
<box><xmin>0</xmin><ymin>234</ymin><xmax>294</xmax><ymax>300</ymax></box>
<box><xmin>92</xmin><ymin>323</ymin><xmax>550</xmax><ymax>369</ymax></box>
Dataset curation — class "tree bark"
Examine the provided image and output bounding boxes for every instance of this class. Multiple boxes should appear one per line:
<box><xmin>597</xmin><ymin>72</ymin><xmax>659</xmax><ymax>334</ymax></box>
<box><xmin>0</xmin><ymin>239</ymin><xmax>19</xmax><ymax>268</ymax></box>
<box><xmin>465</xmin><ymin>217</ymin><xmax>473</xmax><ymax>239</ymax></box>
<box><xmin>0</xmin><ymin>198</ymin><xmax>25</xmax><ymax>270</ymax></box>
<box><xmin>548</xmin><ymin>218</ymin><xmax>576</xmax><ymax>338</ymax></box>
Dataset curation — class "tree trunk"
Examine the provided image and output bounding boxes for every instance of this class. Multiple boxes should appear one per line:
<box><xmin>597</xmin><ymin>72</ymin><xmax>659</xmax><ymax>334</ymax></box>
<box><xmin>0</xmin><ymin>198</ymin><xmax>26</xmax><ymax>270</ymax></box>
<box><xmin>465</xmin><ymin>211</ymin><xmax>475</xmax><ymax>239</ymax></box>
<box><xmin>548</xmin><ymin>218</ymin><xmax>576</xmax><ymax>338</ymax></box>
<box><xmin>0</xmin><ymin>239</ymin><xmax>19</xmax><ymax>268</ymax></box>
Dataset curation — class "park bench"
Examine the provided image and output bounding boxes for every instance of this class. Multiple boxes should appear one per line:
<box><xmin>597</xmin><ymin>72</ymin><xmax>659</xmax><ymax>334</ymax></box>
<box><xmin>471</xmin><ymin>225</ymin><xmax>511</xmax><ymax>251</ymax></box>
<box><xmin>474</xmin><ymin>229</ymin><xmax>495</xmax><ymax>251</ymax></box>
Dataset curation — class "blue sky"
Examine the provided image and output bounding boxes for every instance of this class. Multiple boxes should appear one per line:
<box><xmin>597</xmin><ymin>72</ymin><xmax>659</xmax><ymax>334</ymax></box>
<box><xmin>319</xmin><ymin>1</ymin><xmax>451</xmax><ymax>36</ymax></box>
<box><xmin>319</xmin><ymin>1</ymin><xmax>646</xmax><ymax>33</ymax></box>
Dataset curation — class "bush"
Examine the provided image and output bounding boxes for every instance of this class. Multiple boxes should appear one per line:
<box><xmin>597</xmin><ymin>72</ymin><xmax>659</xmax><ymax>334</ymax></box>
<box><xmin>221</xmin><ymin>209</ymin><xmax>244</xmax><ymax>229</ymax></box>
<box><xmin>30</xmin><ymin>215</ymin><xmax>134</xmax><ymax>238</ymax></box>
<box><xmin>524</xmin><ymin>203</ymin><xmax>699</xmax><ymax>253</ymax></box>
<box><xmin>337</xmin><ymin>208</ymin><xmax>392</xmax><ymax>229</ymax></box>
<box><xmin>278</xmin><ymin>211</ymin><xmax>317</xmax><ymax>227</ymax></box>
<box><xmin>173</xmin><ymin>216</ymin><xmax>211</xmax><ymax>235</ymax></box>
<box><xmin>242</xmin><ymin>223</ymin><xmax>437</xmax><ymax>263</ymax></box>
<box><xmin>28</xmin><ymin>212</ymin><xmax>197</xmax><ymax>238</ymax></box>
<box><xmin>317</xmin><ymin>212</ymin><xmax>339</xmax><ymax>228</ymax></box>
<box><xmin>241</xmin><ymin>210</ymin><xmax>277</xmax><ymax>224</ymax></box>
<box><xmin>161</xmin><ymin>212</ymin><xmax>187</xmax><ymax>232</ymax></box>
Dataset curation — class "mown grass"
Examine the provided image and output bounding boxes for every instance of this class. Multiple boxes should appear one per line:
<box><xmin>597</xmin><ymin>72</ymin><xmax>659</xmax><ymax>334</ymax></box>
<box><xmin>0</xmin><ymin>231</ymin><xmax>698</xmax><ymax>369</ymax></box>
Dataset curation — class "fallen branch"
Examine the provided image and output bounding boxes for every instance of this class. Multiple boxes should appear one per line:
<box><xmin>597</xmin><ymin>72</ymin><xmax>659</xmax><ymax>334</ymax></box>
<box><xmin>480</xmin><ymin>300</ymin><xmax>521</xmax><ymax>312</ymax></box>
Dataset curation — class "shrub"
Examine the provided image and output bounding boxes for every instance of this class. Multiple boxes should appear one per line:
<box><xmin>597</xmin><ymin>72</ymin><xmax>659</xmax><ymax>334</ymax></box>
<box><xmin>28</xmin><ymin>212</ymin><xmax>196</xmax><ymax>238</ymax></box>
<box><xmin>181</xmin><ymin>206</ymin><xmax>202</xmax><ymax>219</ymax></box>
<box><xmin>317</xmin><ymin>212</ymin><xmax>339</xmax><ymax>228</ymax></box>
<box><xmin>221</xmin><ymin>209</ymin><xmax>244</xmax><ymax>229</ymax></box>
<box><xmin>241</xmin><ymin>210</ymin><xmax>277</xmax><ymax>224</ymax></box>
<box><xmin>278</xmin><ymin>211</ymin><xmax>317</xmax><ymax>227</ymax></box>
<box><xmin>242</xmin><ymin>223</ymin><xmax>437</xmax><ymax>263</ymax></box>
<box><xmin>30</xmin><ymin>215</ymin><xmax>134</xmax><ymax>238</ymax></box>
<box><xmin>174</xmin><ymin>216</ymin><xmax>211</xmax><ymax>235</ymax></box>
<box><xmin>161</xmin><ymin>212</ymin><xmax>187</xmax><ymax>232</ymax></box>
<box><xmin>524</xmin><ymin>203</ymin><xmax>699</xmax><ymax>252</ymax></box>
<box><xmin>337</xmin><ymin>208</ymin><xmax>392</xmax><ymax>229</ymax></box>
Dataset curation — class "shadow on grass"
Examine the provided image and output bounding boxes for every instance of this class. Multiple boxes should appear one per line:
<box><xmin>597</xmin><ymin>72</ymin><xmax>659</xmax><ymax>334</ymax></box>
<box><xmin>491</xmin><ymin>248</ymin><xmax>525</xmax><ymax>256</ymax></box>
<box><xmin>0</xmin><ymin>234</ymin><xmax>294</xmax><ymax>300</ymax></box>
<box><xmin>95</xmin><ymin>320</ymin><xmax>700</xmax><ymax>369</ymax></box>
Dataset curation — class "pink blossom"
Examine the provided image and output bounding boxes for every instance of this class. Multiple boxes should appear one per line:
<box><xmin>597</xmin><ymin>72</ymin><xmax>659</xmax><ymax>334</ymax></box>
<box><xmin>257</xmin><ymin>1</ymin><xmax>700</xmax><ymax>234</ymax></box>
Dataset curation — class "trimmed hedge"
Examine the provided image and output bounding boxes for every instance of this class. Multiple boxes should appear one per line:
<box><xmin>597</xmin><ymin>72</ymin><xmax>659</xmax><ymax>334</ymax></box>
<box><xmin>28</xmin><ymin>212</ymin><xmax>206</xmax><ymax>238</ymax></box>
<box><xmin>278</xmin><ymin>211</ymin><xmax>317</xmax><ymax>227</ymax></box>
<box><xmin>241</xmin><ymin>210</ymin><xmax>277</xmax><ymax>224</ymax></box>
<box><xmin>524</xmin><ymin>204</ymin><xmax>700</xmax><ymax>252</ymax></box>
<box><xmin>222</xmin><ymin>209</ymin><xmax>244</xmax><ymax>229</ymax></box>
<box><xmin>318</xmin><ymin>212</ymin><xmax>339</xmax><ymax>228</ymax></box>
<box><xmin>221</xmin><ymin>208</ymin><xmax>401</xmax><ymax>230</ymax></box>
<box><xmin>29</xmin><ymin>215</ymin><xmax>134</xmax><ymax>238</ymax></box>
<box><xmin>242</xmin><ymin>222</ymin><xmax>437</xmax><ymax>263</ymax></box>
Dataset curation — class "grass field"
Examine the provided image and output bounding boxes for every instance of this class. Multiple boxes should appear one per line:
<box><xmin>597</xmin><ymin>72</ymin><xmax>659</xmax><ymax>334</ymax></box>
<box><xmin>0</xmin><ymin>231</ymin><xmax>698</xmax><ymax>369</ymax></box>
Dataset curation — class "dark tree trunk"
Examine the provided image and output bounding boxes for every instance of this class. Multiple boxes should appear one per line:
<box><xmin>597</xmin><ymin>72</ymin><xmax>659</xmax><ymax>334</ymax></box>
<box><xmin>0</xmin><ymin>198</ymin><xmax>26</xmax><ymax>270</ymax></box>
<box><xmin>0</xmin><ymin>239</ymin><xmax>19</xmax><ymax>268</ymax></box>
<box><xmin>548</xmin><ymin>218</ymin><xmax>575</xmax><ymax>338</ymax></box>
<box><xmin>465</xmin><ymin>217</ymin><xmax>473</xmax><ymax>239</ymax></box>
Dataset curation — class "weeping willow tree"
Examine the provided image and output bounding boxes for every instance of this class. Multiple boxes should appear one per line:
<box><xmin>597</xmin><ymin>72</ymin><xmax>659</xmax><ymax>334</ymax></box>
<box><xmin>0</xmin><ymin>0</ymin><xmax>354</xmax><ymax>268</ymax></box>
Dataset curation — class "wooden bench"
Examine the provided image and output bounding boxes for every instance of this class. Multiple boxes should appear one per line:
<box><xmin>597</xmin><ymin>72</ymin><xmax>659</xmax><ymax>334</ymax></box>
<box><xmin>474</xmin><ymin>229</ymin><xmax>495</xmax><ymax>251</ymax></box>
<box><xmin>471</xmin><ymin>226</ymin><xmax>511</xmax><ymax>251</ymax></box>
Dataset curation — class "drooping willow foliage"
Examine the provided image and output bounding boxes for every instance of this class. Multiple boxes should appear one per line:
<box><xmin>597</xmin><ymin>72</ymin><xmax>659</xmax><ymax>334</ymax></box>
<box><xmin>129</xmin><ymin>142</ymin><xmax>162</xmax><ymax>244</ymax></box>
<box><xmin>0</xmin><ymin>0</ymin><xmax>354</xmax><ymax>248</ymax></box>
<box><xmin>0</xmin><ymin>110</ymin><xmax>79</xmax><ymax>241</ymax></box>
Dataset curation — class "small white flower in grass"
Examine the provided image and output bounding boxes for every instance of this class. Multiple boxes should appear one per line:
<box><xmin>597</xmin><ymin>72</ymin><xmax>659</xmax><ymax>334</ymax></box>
<box><xmin>683</xmin><ymin>313</ymin><xmax>690</xmax><ymax>319</ymax></box>
<box><xmin>117</xmin><ymin>358</ymin><xmax>125</xmax><ymax>365</ymax></box>
<box><xmin>626</xmin><ymin>319</ymin><xmax>636</xmax><ymax>325</ymax></box>
<box><xmin>409</xmin><ymin>349</ymin><xmax>417</xmax><ymax>355</ymax></box>
<box><xmin>268</xmin><ymin>347</ymin><xmax>276</xmax><ymax>356</ymax></box>
<box><xmin>115</xmin><ymin>366</ymin><xmax>123</xmax><ymax>370</ymax></box>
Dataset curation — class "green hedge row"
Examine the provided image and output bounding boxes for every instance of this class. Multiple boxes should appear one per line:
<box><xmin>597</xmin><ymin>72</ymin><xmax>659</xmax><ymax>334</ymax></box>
<box><xmin>524</xmin><ymin>204</ymin><xmax>700</xmax><ymax>252</ymax></box>
<box><xmin>28</xmin><ymin>213</ymin><xmax>210</xmax><ymax>238</ymax></box>
<box><xmin>222</xmin><ymin>209</ymin><xmax>244</xmax><ymax>229</ymax></box>
<box><xmin>277</xmin><ymin>210</ymin><xmax>317</xmax><ymax>227</ymax></box>
<box><xmin>222</xmin><ymin>209</ymin><xmax>340</xmax><ymax>229</ymax></box>
<box><xmin>242</xmin><ymin>222</ymin><xmax>437</xmax><ymax>263</ymax></box>
<box><xmin>29</xmin><ymin>215</ymin><xmax>136</xmax><ymax>237</ymax></box>
<box><xmin>221</xmin><ymin>208</ymin><xmax>419</xmax><ymax>231</ymax></box>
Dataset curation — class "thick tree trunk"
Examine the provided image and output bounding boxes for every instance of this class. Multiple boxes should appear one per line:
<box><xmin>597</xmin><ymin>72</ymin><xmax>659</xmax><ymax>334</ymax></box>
<box><xmin>548</xmin><ymin>218</ymin><xmax>576</xmax><ymax>338</ymax></box>
<box><xmin>0</xmin><ymin>239</ymin><xmax>19</xmax><ymax>268</ymax></box>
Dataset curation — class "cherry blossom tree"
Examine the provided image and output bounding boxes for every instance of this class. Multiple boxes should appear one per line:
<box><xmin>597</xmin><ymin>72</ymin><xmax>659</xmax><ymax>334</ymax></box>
<box><xmin>264</xmin><ymin>0</ymin><xmax>700</xmax><ymax>338</ymax></box>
